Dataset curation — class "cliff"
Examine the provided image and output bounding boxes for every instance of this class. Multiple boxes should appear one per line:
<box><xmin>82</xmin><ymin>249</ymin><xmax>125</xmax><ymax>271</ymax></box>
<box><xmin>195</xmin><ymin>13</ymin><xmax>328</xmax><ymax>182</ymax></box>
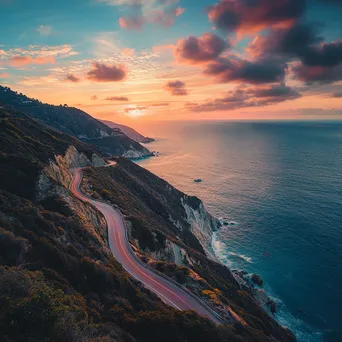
<box><xmin>101</xmin><ymin>120</ymin><xmax>155</xmax><ymax>144</ymax></box>
<box><xmin>0</xmin><ymin>85</ymin><xmax>152</xmax><ymax>158</ymax></box>
<box><xmin>82</xmin><ymin>158</ymin><xmax>295</xmax><ymax>342</ymax></box>
<box><xmin>0</xmin><ymin>105</ymin><xmax>295</xmax><ymax>341</ymax></box>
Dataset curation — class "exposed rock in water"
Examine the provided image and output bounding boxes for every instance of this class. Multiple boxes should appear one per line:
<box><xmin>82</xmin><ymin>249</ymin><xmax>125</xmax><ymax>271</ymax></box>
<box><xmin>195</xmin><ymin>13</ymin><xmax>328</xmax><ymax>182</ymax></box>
<box><xmin>267</xmin><ymin>300</ymin><xmax>277</xmax><ymax>314</ymax></box>
<box><xmin>252</xmin><ymin>273</ymin><xmax>264</xmax><ymax>287</ymax></box>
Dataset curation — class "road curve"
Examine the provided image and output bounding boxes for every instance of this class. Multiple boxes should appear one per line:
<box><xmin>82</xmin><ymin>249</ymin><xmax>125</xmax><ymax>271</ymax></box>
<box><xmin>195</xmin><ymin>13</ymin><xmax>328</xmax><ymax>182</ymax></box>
<box><xmin>70</xmin><ymin>167</ymin><xmax>222</xmax><ymax>324</ymax></box>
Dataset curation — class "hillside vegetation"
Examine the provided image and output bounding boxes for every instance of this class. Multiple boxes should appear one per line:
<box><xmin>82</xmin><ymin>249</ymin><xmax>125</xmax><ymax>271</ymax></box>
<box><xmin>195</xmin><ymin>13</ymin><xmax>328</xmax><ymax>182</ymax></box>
<box><xmin>0</xmin><ymin>105</ymin><xmax>294</xmax><ymax>341</ymax></box>
<box><xmin>0</xmin><ymin>86</ymin><xmax>151</xmax><ymax>158</ymax></box>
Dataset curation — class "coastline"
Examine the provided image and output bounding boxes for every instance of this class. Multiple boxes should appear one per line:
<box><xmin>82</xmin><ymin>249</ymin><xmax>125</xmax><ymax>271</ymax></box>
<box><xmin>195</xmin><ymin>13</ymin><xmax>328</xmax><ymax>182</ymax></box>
<box><xmin>211</xmin><ymin>229</ymin><xmax>322</xmax><ymax>342</ymax></box>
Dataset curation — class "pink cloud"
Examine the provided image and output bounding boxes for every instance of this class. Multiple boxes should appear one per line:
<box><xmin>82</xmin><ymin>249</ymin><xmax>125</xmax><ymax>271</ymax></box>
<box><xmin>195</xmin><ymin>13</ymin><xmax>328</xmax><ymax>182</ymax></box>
<box><xmin>165</xmin><ymin>80</ymin><xmax>188</xmax><ymax>95</ymax></box>
<box><xmin>119</xmin><ymin>16</ymin><xmax>146</xmax><ymax>31</ymax></box>
<box><xmin>188</xmin><ymin>84</ymin><xmax>301</xmax><ymax>112</ymax></box>
<box><xmin>122</xmin><ymin>48</ymin><xmax>135</xmax><ymax>56</ymax></box>
<box><xmin>9</xmin><ymin>55</ymin><xmax>55</xmax><ymax>67</ymax></box>
<box><xmin>87</xmin><ymin>62</ymin><xmax>127</xmax><ymax>82</ymax></box>
<box><xmin>175</xmin><ymin>33</ymin><xmax>229</xmax><ymax>64</ymax></box>
<box><xmin>65</xmin><ymin>74</ymin><xmax>80</xmax><ymax>82</ymax></box>
<box><xmin>0</xmin><ymin>72</ymin><xmax>10</xmax><ymax>78</ymax></box>
<box><xmin>207</xmin><ymin>0</ymin><xmax>305</xmax><ymax>35</ymax></box>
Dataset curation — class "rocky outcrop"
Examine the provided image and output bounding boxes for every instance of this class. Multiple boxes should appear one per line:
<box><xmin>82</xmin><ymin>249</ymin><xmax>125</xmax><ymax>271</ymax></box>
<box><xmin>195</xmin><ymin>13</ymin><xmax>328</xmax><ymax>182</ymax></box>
<box><xmin>182</xmin><ymin>197</ymin><xmax>220</xmax><ymax>261</ymax></box>
<box><xmin>122</xmin><ymin>148</ymin><xmax>153</xmax><ymax>159</ymax></box>
<box><xmin>37</xmin><ymin>145</ymin><xmax>106</xmax><ymax>200</ymax></box>
<box><xmin>252</xmin><ymin>273</ymin><xmax>264</xmax><ymax>287</ymax></box>
<box><xmin>36</xmin><ymin>145</ymin><xmax>109</xmax><ymax>255</ymax></box>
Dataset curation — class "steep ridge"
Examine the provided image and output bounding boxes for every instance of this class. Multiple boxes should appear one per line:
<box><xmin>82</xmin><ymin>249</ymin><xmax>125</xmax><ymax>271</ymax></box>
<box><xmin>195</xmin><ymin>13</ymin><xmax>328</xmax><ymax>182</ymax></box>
<box><xmin>0</xmin><ymin>86</ymin><xmax>151</xmax><ymax>158</ymax></box>
<box><xmin>0</xmin><ymin>105</ymin><xmax>295</xmax><ymax>341</ymax></box>
<box><xmin>82</xmin><ymin>159</ymin><xmax>295</xmax><ymax>342</ymax></box>
<box><xmin>101</xmin><ymin>120</ymin><xmax>154</xmax><ymax>143</ymax></box>
<box><xmin>71</xmin><ymin>168</ymin><xmax>222</xmax><ymax>324</ymax></box>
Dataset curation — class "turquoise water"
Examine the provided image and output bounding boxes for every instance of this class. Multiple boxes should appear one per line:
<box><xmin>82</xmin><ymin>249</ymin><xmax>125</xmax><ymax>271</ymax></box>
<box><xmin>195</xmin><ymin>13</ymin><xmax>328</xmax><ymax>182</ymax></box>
<box><xmin>136</xmin><ymin>121</ymin><xmax>342</xmax><ymax>342</ymax></box>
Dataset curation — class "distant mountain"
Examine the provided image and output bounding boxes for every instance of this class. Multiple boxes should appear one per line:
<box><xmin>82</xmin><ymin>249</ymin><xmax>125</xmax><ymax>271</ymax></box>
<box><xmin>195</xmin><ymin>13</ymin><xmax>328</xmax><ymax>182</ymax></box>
<box><xmin>0</xmin><ymin>86</ymin><xmax>152</xmax><ymax>158</ymax></box>
<box><xmin>101</xmin><ymin>120</ymin><xmax>154</xmax><ymax>143</ymax></box>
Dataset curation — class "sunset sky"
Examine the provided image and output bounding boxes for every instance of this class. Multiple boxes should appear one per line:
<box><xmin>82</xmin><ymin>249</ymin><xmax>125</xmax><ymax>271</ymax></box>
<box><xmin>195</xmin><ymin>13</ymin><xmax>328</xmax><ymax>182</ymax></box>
<box><xmin>1</xmin><ymin>0</ymin><xmax>342</xmax><ymax>124</ymax></box>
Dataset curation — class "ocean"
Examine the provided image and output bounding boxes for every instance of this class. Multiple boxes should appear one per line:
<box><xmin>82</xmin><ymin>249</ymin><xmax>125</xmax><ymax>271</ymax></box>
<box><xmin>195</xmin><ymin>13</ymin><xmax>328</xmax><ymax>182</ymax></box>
<box><xmin>135</xmin><ymin>121</ymin><xmax>342</xmax><ymax>342</ymax></box>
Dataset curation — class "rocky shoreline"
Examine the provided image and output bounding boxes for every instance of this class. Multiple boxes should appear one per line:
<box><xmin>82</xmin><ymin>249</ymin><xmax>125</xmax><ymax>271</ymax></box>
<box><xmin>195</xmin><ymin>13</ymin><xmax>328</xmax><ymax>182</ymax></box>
<box><xmin>232</xmin><ymin>270</ymin><xmax>278</xmax><ymax>314</ymax></box>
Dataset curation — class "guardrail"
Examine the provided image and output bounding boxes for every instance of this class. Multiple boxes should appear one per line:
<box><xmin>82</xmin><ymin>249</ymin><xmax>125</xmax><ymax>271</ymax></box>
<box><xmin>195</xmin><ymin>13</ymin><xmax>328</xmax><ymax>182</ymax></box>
<box><xmin>71</xmin><ymin>169</ymin><xmax>228</xmax><ymax>324</ymax></box>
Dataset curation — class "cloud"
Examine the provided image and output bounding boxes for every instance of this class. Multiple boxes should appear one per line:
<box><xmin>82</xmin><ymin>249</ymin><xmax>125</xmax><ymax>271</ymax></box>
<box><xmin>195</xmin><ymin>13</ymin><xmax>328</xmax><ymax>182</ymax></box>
<box><xmin>300</xmin><ymin>41</ymin><xmax>342</xmax><ymax>67</ymax></box>
<box><xmin>86</xmin><ymin>62</ymin><xmax>127</xmax><ymax>82</ymax></box>
<box><xmin>207</xmin><ymin>0</ymin><xmax>306</xmax><ymax>34</ymax></box>
<box><xmin>37</xmin><ymin>25</ymin><xmax>52</xmax><ymax>36</ymax></box>
<box><xmin>112</xmin><ymin>0</ymin><xmax>184</xmax><ymax>30</ymax></box>
<box><xmin>9</xmin><ymin>55</ymin><xmax>55</xmax><ymax>67</ymax></box>
<box><xmin>331</xmin><ymin>91</ymin><xmax>342</xmax><ymax>98</ymax></box>
<box><xmin>165</xmin><ymin>80</ymin><xmax>188</xmax><ymax>95</ymax></box>
<box><xmin>105</xmin><ymin>96</ymin><xmax>129</xmax><ymax>101</ymax></box>
<box><xmin>122</xmin><ymin>48</ymin><xmax>135</xmax><ymax>56</ymax></box>
<box><xmin>0</xmin><ymin>45</ymin><xmax>78</xmax><ymax>60</ymax></box>
<box><xmin>65</xmin><ymin>74</ymin><xmax>80</xmax><ymax>82</ymax></box>
<box><xmin>119</xmin><ymin>16</ymin><xmax>146</xmax><ymax>30</ymax></box>
<box><xmin>187</xmin><ymin>84</ymin><xmax>301</xmax><ymax>112</ymax></box>
<box><xmin>150</xmin><ymin>102</ymin><xmax>170</xmax><ymax>106</ymax></box>
<box><xmin>247</xmin><ymin>23</ymin><xmax>323</xmax><ymax>60</ymax></box>
<box><xmin>246</xmin><ymin>22</ymin><xmax>342</xmax><ymax>85</ymax></box>
<box><xmin>204</xmin><ymin>56</ymin><xmax>286</xmax><ymax>84</ymax></box>
<box><xmin>292</xmin><ymin>62</ymin><xmax>342</xmax><ymax>84</ymax></box>
<box><xmin>125</xmin><ymin>106</ymin><xmax>148</xmax><ymax>113</ymax></box>
<box><xmin>150</xmin><ymin>7</ymin><xmax>185</xmax><ymax>27</ymax></box>
<box><xmin>175</xmin><ymin>33</ymin><xmax>229</xmax><ymax>64</ymax></box>
<box><xmin>0</xmin><ymin>72</ymin><xmax>10</xmax><ymax>78</ymax></box>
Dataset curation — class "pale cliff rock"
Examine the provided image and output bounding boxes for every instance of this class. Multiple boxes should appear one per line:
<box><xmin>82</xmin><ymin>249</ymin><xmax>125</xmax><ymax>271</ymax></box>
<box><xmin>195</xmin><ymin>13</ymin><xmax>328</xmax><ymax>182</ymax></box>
<box><xmin>182</xmin><ymin>198</ymin><xmax>220</xmax><ymax>261</ymax></box>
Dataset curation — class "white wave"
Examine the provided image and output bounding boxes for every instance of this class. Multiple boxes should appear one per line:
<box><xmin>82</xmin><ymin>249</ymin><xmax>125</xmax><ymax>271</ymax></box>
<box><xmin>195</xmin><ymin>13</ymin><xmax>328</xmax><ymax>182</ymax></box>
<box><xmin>228</xmin><ymin>251</ymin><xmax>253</xmax><ymax>263</ymax></box>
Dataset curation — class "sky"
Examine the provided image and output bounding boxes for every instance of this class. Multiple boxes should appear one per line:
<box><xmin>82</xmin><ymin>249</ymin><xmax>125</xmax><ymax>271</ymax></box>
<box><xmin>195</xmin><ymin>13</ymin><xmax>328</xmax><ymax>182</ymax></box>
<box><xmin>1</xmin><ymin>0</ymin><xmax>342</xmax><ymax>124</ymax></box>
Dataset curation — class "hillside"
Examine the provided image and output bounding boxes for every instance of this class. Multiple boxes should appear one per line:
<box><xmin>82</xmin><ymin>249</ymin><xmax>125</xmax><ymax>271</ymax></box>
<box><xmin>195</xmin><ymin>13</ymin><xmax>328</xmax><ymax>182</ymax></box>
<box><xmin>101</xmin><ymin>120</ymin><xmax>154</xmax><ymax>144</ymax></box>
<box><xmin>0</xmin><ymin>105</ymin><xmax>295</xmax><ymax>341</ymax></box>
<box><xmin>0</xmin><ymin>86</ymin><xmax>151</xmax><ymax>158</ymax></box>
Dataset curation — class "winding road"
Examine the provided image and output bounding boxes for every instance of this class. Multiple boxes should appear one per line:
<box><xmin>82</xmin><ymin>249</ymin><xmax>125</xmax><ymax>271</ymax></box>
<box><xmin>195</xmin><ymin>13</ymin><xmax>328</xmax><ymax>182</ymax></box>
<box><xmin>70</xmin><ymin>167</ymin><xmax>222</xmax><ymax>324</ymax></box>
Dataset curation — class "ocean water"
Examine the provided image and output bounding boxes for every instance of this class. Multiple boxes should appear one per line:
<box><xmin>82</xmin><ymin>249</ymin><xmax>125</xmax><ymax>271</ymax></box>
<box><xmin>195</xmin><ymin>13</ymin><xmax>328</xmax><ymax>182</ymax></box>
<box><xmin>136</xmin><ymin>121</ymin><xmax>342</xmax><ymax>342</ymax></box>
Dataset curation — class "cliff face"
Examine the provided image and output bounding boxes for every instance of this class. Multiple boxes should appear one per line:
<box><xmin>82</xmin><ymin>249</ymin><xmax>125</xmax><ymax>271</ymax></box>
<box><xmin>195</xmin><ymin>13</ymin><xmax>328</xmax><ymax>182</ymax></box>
<box><xmin>101</xmin><ymin>120</ymin><xmax>155</xmax><ymax>144</ymax></box>
<box><xmin>182</xmin><ymin>197</ymin><xmax>220</xmax><ymax>261</ymax></box>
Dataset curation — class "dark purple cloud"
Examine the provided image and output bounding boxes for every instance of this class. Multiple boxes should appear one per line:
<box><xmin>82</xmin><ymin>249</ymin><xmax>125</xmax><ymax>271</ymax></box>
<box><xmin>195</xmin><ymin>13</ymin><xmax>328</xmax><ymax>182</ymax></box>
<box><xmin>292</xmin><ymin>63</ymin><xmax>342</xmax><ymax>84</ymax></box>
<box><xmin>188</xmin><ymin>84</ymin><xmax>301</xmax><ymax>112</ymax></box>
<box><xmin>247</xmin><ymin>23</ymin><xmax>323</xmax><ymax>59</ymax></box>
<box><xmin>207</xmin><ymin>0</ymin><xmax>306</xmax><ymax>34</ymax></box>
<box><xmin>204</xmin><ymin>56</ymin><xmax>286</xmax><ymax>84</ymax></box>
<box><xmin>65</xmin><ymin>74</ymin><xmax>80</xmax><ymax>82</ymax></box>
<box><xmin>87</xmin><ymin>63</ymin><xmax>127</xmax><ymax>82</ymax></box>
<box><xmin>165</xmin><ymin>80</ymin><xmax>188</xmax><ymax>95</ymax></box>
<box><xmin>300</xmin><ymin>41</ymin><xmax>342</xmax><ymax>67</ymax></box>
<box><xmin>175</xmin><ymin>33</ymin><xmax>229</xmax><ymax>64</ymax></box>
<box><xmin>246</xmin><ymin>21</ymin><xmax>342</xmax><ymax>84</ymax></box>
<box><xmin>248</xmin><ymin>24</ymin><xmax>342</xmax><ymax>68</ymax></box>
